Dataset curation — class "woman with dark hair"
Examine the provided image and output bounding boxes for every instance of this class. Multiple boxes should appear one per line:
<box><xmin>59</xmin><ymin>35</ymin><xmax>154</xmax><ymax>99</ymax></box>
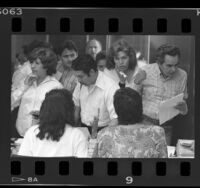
<box><xmin>105</xmin><ymin>39</ymin><xmax>145</xmax><ymax>90</ymax></box>
<box><xmin>89</xmin><ymin>87</ymin><xmax>168</xmax><ymax>158</ymax></box>
<box><xmin>18</xmin><ymin>89</ymin><xmax>88</xmax><ymax>157</ymax></box>
<box><xmin>11</xmin><ymin>47</ymin><xmax>63</xmax><ymax>137</ymax></box>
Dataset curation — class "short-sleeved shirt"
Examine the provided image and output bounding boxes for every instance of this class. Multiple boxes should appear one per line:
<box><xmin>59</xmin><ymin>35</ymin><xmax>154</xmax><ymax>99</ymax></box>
<box><xmin>73</xmin><ymin>71</ymin><xmax>119</xmax><ymax>127</ymax></box>
<box><xmin>16</xmin><ymin>76</ymin><xmax>63</xmax><ymax>137</ymax></box>
<box><xmin>18</xmin><ymin>125</ymin><xmax>88</xmax><ymax>157</ymax></box>
<box><xmin>140</xmin><ymin>63</ymin><xmax>188</xmax><ymax>120</ymax></box>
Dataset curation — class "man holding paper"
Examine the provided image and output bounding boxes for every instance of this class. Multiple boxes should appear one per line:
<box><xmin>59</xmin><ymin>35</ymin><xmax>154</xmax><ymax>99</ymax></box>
<box><xmin>134</xmin><ymin>44</ymin><xmax>188</xmax><ymax>145</ymax></box>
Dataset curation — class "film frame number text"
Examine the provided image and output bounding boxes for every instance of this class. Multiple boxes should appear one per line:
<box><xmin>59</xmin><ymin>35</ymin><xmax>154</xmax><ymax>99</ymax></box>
<box><xmin>125</xmin><ymin>176</ymin><xmax>134</xmax><ymax>184</ymax></box>
<box><xmin>0</xmin><ymin>8</ymin><xmax>22</xmax><ymax>16</ymax></box>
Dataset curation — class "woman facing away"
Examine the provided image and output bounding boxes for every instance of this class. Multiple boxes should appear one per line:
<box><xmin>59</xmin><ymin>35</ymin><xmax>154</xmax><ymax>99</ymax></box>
<box><xmin>89</xmin><ymin>87</ymin><xmax>168</xmax><ymax>158</ymax></box>
<box><xmin>11</xmin><ymin>47</ymin><xmax>63</xmax><ymax>137</ymax></box>
<box><xmin>18</xmin><ymin>89</ymin><xmax>88</xmax><ymax>157</ymax></box>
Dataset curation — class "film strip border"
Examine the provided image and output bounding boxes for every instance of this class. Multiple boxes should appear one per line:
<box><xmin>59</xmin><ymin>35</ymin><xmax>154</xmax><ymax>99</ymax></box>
<box><xmin>10</xmin><ymin>159</ymin><xmax>195</xmax><ymax>185</ymax></box>
<box><xmin>4</xmin><ymin>8</ymin><xmax>199</xmax><ymax>35</ymax></box>
<box><xmin>0</xmin><ymin>8</ymin><xmax>199</xmax><ymax>185</ymax></box>
<box><xmin>12</xmin><ymin>17</ymin><xmax>192</xmax><ymax>33</ymax></box>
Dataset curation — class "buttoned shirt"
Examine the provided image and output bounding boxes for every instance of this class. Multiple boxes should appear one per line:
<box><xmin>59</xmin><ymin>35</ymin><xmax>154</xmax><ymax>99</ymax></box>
<box><xmin>14</xmin><ymin>76</ymin><xmax>63</xmax><ymax>136</ymax></box>
<box><xmin>139</xmin><ymin>63</ymin><xmax>188</xmax><ymax>120</ymax></box>
<box><xmin>73</xmin><ymin>71</ymin><xmax>119</xmax><ymax>127</ymax></box>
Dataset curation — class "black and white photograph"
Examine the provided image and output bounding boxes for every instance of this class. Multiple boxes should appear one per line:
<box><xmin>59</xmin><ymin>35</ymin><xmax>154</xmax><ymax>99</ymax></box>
<box><xmin>11</xmin><ymin>35</ymin><xmax>195</xmax><ymax>158</ymax></box>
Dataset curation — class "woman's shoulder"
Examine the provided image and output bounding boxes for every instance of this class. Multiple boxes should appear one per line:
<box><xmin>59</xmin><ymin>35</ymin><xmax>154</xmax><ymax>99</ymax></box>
<box><xmin>46</xmin><ymin>76</ymin><xmax>63</xmax><ymax>88</ymax></box>
<box><xmin>24</xmin><ymin>125</ymin><xmax>40</xmax><ymax>139</ymax></box>
<box><xmin>98</xmin><ymin>124</ymin><xmax>165</xmax><ymax>136</ymax></box>
<box><xmin>64</xmin><ymin>126</ymin><xmax>89</xmax><ymax>140</ymax></box>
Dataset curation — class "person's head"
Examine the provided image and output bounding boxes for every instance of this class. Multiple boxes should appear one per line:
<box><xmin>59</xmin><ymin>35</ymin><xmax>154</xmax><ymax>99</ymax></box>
<box><xmin>16</xmin><ymin>52</ymin><xmax>28</xmax><ymax>65</ymax></box>
<box><xmin>56</xmin><ymin>40</ymin><xmax>78</xmax><ymax>69</ymax></box>
<box><xmin>29</xmin><ymin>47</ymin><xmax>57</xmax><ymax>79</ymax></box>
<box><xmin>72</xmin><ymin>54</ymin><xmax>98</xmax><ymax>86</ymax></box>
<box><xmin>114</xmin><ymin>87</ymin><xmax>143</xmax><ymax>125</ymax></box>
<box><xmin>37</xmin><ymin>89</ymin><xmax>75</xmax><ymax>142</ymax></box>
<box><xmin>107</xmin><ymin>39</ymin><xmax>137</xmax><ymax>72</ymax></box>
<box><xmin>96</xmin><ymin>51</ymin><xmax>107</xmax><ymax>72</ymax></box>
<box><xmin>23</xmin><ymin>40</ymin><xmax>53</xmax><ymax>60</ymax></box>
<box><xmin>156</xmin><ymin>44</ymin><xmax>181</xmax><ymax>78</ymax></box>
<box><xmin>86</xmin><ymin>39</ymin><xmax>102</xmax><ymax>60</ymax></box>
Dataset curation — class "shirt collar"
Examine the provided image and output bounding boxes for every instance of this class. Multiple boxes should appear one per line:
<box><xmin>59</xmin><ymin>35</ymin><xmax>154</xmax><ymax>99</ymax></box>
<box><xmin>94</xmin><ymin>71</ymin><xmax>105</xmax><ymax>90</ymax></box>
<box><xmin>156</xmin><ymin>63</ymin><xmax>173</xmax><ymax>81</ymax></box>
<box><xmin>34</xmin><ymin>76</ymin><xmax>54</xmax><ymax>87</ymax></box>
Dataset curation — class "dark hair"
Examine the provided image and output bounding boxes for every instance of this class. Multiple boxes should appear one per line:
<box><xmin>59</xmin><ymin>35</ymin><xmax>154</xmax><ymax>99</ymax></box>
<box><xmin>56</xmin><ymin>40</ymin><xmax>78</xmax><ymax>55</ymax></box>
<box><xmin>29</xmin><ymin>48</ymin><xmax>58</xmax><ymax>75</ymax></box>
<box><xmin>23</xmin><ymin>40</ymin><xmax>52</xmax><ymax>57</ymax></box>
<box><xmin>107</xmin><ymin>39</ymin><xmax>137</xmax><ymax>70</ymax></box>
<box><xmin>156</xmin><ymin>44</ymin><xmax>181</xmax><ymax>64</ymax></box>
<box><xmin>72</xmin><ymin>54</ymin><xmax>97</xmax><ymax>76</ymax></box>
<box><xmin>96</xmin><ymin>51</ymin><xmax>106</xmax><ymax>63</ymax></box>
<box><xmin>114</xmin><ymin>87</ymin><xmax>143</xmax><ymax>125</ymax></box>
<box><xmin>37</xmin><ymin>89</ymin><xmax>75</xmax><ymax>142</ymax></box>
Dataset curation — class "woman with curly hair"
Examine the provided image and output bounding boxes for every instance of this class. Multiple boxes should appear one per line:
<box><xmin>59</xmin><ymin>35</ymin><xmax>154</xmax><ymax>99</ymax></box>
<box><xmin>11</xmin><ymin>47</ymin><xmax>63</xmax><ymax>137</ymax></box>
<box><xmin>18</xmin><ymin>89</ymin><xmax>88</xmax><ymax>157</ymax></box>
<box><xmin>105</xmin><ymin>39</ymin><xmax>145</xmax><ymax>90</ymax></box>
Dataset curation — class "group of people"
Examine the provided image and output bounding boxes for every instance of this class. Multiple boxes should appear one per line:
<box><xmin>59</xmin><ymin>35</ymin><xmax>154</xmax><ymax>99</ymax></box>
<box><xmin>11</xmin><ymin>38</ymin><xmax>188</xmax><ymax>158</ymax></box>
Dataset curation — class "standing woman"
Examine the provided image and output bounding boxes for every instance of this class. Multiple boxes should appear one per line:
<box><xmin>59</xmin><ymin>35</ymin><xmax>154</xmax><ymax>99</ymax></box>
<box><xmin>105</xmin><ymin>39</ymin><xmax>145</xmax><ymax>90</ymax></box>
<box><xmin>11</xmin><ymin>47</ymin><xmax>63</xmax><ymax>137</ymax></box>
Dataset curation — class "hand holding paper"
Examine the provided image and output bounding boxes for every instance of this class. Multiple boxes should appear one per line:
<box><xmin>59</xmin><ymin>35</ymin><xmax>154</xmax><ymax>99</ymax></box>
<box><xmin>159</xmin><ymin>93</ymin><xmax>184</xmax><ymax>125</ymax></box>
<box><xmin>174</xmin><ymin>100</ymin><xmax>188</xmax><ymax>115</ymax></box>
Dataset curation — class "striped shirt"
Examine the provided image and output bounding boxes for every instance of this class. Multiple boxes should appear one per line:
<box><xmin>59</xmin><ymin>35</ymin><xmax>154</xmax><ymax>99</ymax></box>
<box><xmin>54</xmin><ymin>61</ymin><xmax>78</xmax><ymax>93</ymax></box>
<box><xmin>140</xmin><ymin>63</ymin><xmax>188</xmax><ymax>120</ymax></box>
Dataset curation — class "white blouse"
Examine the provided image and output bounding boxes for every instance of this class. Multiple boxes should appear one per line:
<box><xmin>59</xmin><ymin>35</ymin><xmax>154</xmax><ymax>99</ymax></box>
<box><xmin>18</xmin><ymin>125</ymin><xmax>88</xmax><ymax>157</ymax></box>
<box><xmin>13</xmin><ymin>76</ymin><xmax>63</xmax><ymax>137</ymax></box>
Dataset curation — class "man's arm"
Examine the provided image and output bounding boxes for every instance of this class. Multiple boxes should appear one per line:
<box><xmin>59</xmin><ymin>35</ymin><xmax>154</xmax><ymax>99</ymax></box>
<box><xmin>174</xmin><ymin>71</ymin><xmax>188</xmax><ymax>115</ymax></box>
<box><xmin>74</xmin><ymin>106</ymin><xmax>81</xmax><ymax>126</ymax></box>
<box><xmin>105</xmin><ymin>84</ymin><xmax>119</xmax><ymax>126</ymax></box>
<box><xmin>132</xmin><ymin>68</ymin><xmax>146</xmax><ymax>93</ymax></box>
<box><xmin>73</xmin><ymin>82</ymin><xmax>81</xmax><ymax>126</ymax></box>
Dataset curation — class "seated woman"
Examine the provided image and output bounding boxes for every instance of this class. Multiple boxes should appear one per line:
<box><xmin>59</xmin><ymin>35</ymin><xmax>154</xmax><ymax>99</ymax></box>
<box><xmin>18</xmin><ymin>89</ymin><xmax>88</xmax><ymax>157</ymax></box>
<box><xmin>89</xmin><ymin>88</ymin><xmax>168</xmax><ymax>158</ymax></box>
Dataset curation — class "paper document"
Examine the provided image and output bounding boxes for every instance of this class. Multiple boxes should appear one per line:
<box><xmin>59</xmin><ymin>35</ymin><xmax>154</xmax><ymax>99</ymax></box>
<box><xmin>176</xmin><ymin>139</ymin><xmax>194</xmax><ymax>158</ymax></box>
<box><xmin>159</xmin><ymin>93</ymin><xmax>184</xmax><ymax>125</ymax></box>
